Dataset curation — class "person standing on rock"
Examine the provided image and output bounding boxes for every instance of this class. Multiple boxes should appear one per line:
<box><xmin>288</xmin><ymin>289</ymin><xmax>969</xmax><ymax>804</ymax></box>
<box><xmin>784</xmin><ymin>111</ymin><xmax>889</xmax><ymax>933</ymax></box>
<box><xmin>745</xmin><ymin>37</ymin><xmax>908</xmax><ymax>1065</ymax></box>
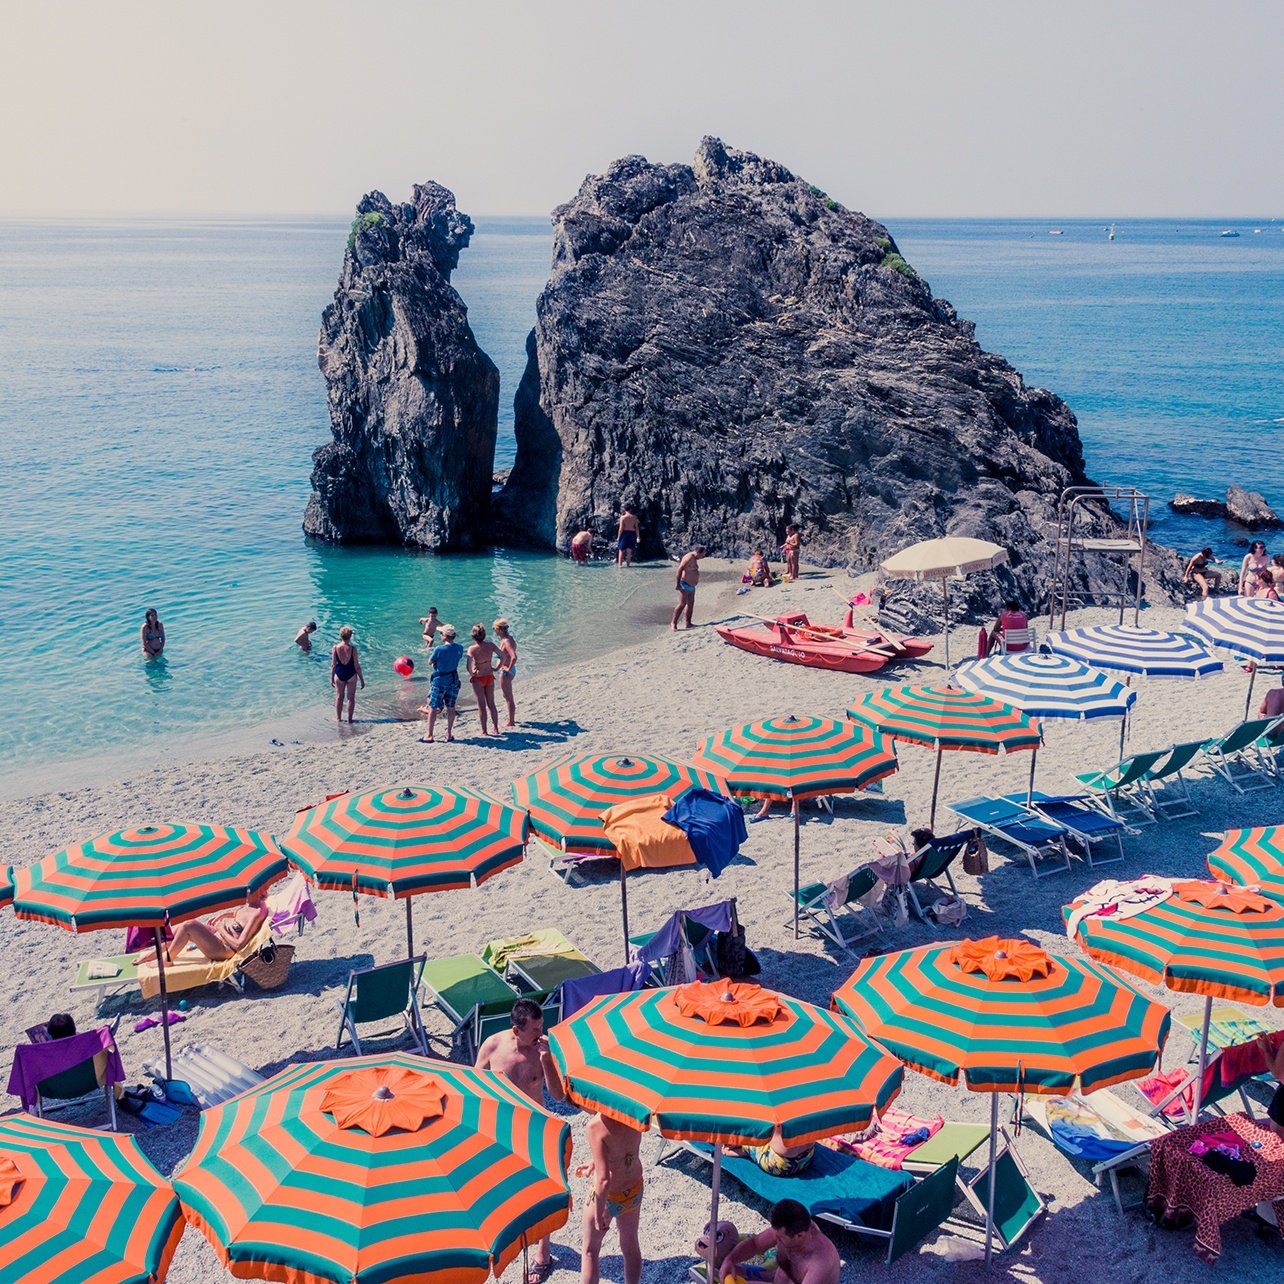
<box><xmin>783</xmin><ymin>525</ymin><xmax>802</xmax><ymax>582</ymax></box>
<box><xmin>330</xmin><ymin>625</ymin><xmax>364</xmax><ymax>723</ymax></box>
<box><xmin>671</xmin><ymin>546</ymin><xmax>707</xmax><ymax>631</ymax></box>
<box><xmin>616</xmin><ymin>506</ymin><xmax>640</xmax><ymax>566</ymax></box>
<box><xmin>494</xmin><ymin>618</ymin><xmax>518</xmax><ymax>727</ymax></box>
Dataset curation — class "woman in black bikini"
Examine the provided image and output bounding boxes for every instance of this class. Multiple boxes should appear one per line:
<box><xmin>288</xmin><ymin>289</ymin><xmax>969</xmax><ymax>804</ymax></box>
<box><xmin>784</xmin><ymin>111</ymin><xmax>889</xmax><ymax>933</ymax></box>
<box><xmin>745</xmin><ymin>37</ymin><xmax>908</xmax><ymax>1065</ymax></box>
<box><xmin>140</xmin><ymin>608</ymin><xmax>165</xmax><ymax>658</ymax></box>
<box><xmin>331</xmin><ymin>625</ymin><xmax>365</xmax><ymax>723</ymax></box>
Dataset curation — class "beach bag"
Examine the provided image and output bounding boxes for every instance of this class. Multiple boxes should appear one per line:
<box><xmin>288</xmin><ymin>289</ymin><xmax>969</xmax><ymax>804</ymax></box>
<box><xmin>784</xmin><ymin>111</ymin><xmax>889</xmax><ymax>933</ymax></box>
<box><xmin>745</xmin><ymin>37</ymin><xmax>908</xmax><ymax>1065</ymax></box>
<box><xmin>716</xmin><ymin>924</ymin><xmax>760</xmax><ymax>979</ymax></box>
<box><xmin>926</xmin><ymin>895</ymin><xmax>968</xmax><ymax>927</ymax></box>
<box><xmin>962</xmin><ymin>831</ymin><xmax>990</xmax><ymax>876</ymax></box>
<box><xmin>237</xmin><ymin>938</ymin><xmax>295</xmax><ymax>991</ymax></box>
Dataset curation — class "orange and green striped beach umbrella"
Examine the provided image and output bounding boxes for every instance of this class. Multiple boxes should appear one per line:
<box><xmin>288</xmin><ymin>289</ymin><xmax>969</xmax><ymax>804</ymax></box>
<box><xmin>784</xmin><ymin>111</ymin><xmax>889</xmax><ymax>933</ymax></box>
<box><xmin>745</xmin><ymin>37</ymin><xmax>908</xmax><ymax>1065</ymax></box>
<box><xmin>833</xmin><ymin>937</ymin><xmax>1170</xmax><ymax>1094</ymax></box>
<box><xmin>550</xmin><ymin>979</ymin><xmax>902</xmax><ymax>1278</ymax></box>
<box><xmin>11</xmin><ymin>822</ymin><xmax>287</xmax><ymax>932</ymax></box>
<box><xmin>285</xmin><ymin>784</ymin><xmax>527</xmax><ymax>955</ymax></box>
<box><xmin>835</xmin><ymin>936</ymin><xmax>1168</xmax><ymax>1262</ymax></box>
<box><xmin>0</xmin><ymin>1112</ymin><xmax>183</xmax><ymax>1284</ymax></box>
<box><xmin>1208</xmin><ymin>825</ymin><xmax>1284</xmax><ymax>907</ymax></box>
<box><xmin>11</xmin><ymin>822</ymin><xmax>287</xmax><ymax>1078</ymax></box>
<box><xmin>512</xmin><ymin>751</ymin><xmax>723</xmax><ymax>854</ymax></box>
<box><xmin>691</xmin><ymin>714</ymin><xmax>898</xmax><ymax>936</ymax></box>
<box><xmin>174</xmin><ymin>1054</ymin><xmax>572</xmax><ymax>1284</ymax></box>
<box><xmin>847</xmin><ymin>684</ymin><xmax>1041</xmax><ymax>826</ymax></box>
<box><xmin>1065</xmin><ymin>878</ymin><xmax>1284</xmax><ymax>1115</ymax></box>
<box><xmin>549</xmin><ymin>981</ymin><xmax>903</xmax><ymax>1145</ymax></box>
<box><xmin>0</xmin><ymin>866</ymin><xmax>11</xmax><ymax>909</ymax></box>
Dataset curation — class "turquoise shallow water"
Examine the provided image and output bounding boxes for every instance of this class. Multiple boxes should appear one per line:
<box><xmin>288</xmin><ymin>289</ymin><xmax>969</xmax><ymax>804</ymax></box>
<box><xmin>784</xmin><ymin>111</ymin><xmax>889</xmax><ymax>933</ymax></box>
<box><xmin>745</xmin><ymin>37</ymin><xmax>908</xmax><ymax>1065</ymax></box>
<box><xmin>1</xmin><ymin>215</ymin><xmax>1281</xmax><ymax>777</ymax></box>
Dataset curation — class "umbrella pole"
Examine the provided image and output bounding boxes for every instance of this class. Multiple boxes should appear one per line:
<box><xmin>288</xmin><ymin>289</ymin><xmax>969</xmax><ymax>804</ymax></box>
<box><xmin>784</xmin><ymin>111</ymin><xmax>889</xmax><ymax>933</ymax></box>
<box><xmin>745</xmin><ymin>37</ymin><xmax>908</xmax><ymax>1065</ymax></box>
<box><xmin>707</xmin><ymin>1143</ymin><xmax>724</xmax><ymax>1281</ymax></box>
<box><xmin>792</xmin><ymin>798</ymin><xmax>801</xmax><ymax>939</ymax></box>
<box><xmin>985</xmin><ymin>1091</ymin><xmax>999</xmax><ymax>1265</ymax></box>
<box><xmin>1120</xmin><ymin>675</ymin><xmax>1133</xmax><ymax>758</ymax></box>
<box><xmin>1245</xmin><ymin>667</ymin><xmax>1258</xmax><ymax>721</ymax></box>
<box><xmin>942</xmin><ymin>580</ymin><xmax>951</xmax><ymax>670</ymax></box>
<box><xmin>154</xmin><ymin>928</ymin><xmax>173</xmax><ymax>1082</ymax></box>
<box><xmin>929</xmin><ymin>747</ymin><xmax>943</xmax><ymax>830</ymax></box>
<box><xmin>405</xmin><ymin>899</ymin><xmax>415</xmax><ymax>958</ymax></box>
<box><xmin>1193</xmin><ymin>994</ymin><xmax>1212</xmax><ymax>1120</ymax></box>
<box><xmin>1026</xmin><ymin>748</ymin><xmax>1038</xmax><ymax>808</ymax></box>
<box><xmin>620</xmin><ymin>863</ymin><xmax>630</xmax><ymax>963</ymax></box>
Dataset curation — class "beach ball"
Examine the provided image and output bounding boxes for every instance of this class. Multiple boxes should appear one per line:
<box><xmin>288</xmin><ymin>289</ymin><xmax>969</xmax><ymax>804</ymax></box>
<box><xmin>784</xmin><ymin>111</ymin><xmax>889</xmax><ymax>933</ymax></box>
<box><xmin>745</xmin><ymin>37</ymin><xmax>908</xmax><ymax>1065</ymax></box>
<box><xmin>393</xmin><ymin>656</ymin><xmax>414</xmax><ymax>676</ymax></box>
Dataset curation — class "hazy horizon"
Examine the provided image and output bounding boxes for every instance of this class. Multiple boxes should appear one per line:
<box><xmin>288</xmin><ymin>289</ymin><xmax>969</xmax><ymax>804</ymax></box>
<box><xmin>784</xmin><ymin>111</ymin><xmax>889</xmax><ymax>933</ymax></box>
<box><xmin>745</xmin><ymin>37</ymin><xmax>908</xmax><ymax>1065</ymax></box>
<box><xmin>5</xmin><ymin>0</ymin><xmax>1281</xmax><ymax>221</ymax></box>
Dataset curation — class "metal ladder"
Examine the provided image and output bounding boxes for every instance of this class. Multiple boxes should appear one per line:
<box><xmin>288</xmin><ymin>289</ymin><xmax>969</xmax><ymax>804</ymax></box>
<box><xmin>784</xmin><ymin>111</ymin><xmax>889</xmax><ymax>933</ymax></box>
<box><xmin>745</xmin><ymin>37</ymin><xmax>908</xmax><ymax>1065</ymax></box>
<box><xmin>1047</xmin><ymin>485</ymin><xmax>1150</xmax><ymax>630</ymax></box>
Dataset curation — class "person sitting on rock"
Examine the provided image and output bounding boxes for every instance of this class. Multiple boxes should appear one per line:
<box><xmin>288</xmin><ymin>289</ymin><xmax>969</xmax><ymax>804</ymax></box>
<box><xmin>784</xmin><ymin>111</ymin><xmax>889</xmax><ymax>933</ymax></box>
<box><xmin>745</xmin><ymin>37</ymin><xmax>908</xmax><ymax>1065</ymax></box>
<box><xmin>1184</xmin><ymin>548</ymin><xmax>1223</xmax><ymax>598</ymax></box>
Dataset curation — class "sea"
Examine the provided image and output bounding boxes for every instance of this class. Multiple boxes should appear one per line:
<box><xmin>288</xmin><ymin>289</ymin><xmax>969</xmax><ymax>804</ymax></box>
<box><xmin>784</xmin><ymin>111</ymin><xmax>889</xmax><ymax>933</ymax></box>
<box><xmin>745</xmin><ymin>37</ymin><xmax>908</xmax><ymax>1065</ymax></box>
<box><xmin>1</xmin><ymin>215</ymin><xmax>1281</xmax><ymax>785</ymax></box>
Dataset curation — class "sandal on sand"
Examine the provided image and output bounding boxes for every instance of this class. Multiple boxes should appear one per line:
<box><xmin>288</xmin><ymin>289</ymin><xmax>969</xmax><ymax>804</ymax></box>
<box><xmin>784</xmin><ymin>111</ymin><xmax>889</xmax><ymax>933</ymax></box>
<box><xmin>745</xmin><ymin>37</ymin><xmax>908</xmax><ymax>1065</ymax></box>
<box><xmin>524</xmin><ymin>1262</ymin><xmax>555</xmax><ymax>1284</ymax></box>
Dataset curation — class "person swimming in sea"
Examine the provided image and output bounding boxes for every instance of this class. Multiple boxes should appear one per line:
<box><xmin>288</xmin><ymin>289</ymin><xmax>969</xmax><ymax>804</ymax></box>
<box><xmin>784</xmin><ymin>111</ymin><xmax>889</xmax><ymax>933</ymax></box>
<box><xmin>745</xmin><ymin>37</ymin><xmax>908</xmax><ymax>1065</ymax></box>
<box><xmin>493</xmin><ymin>618</ymin><xmax>518</xmax><ymax>727</ymax></box>
<box><xmin>467</xmin><ymin>624</ymin><xmax>502</xmax><ymax>736</ymax></box>
<box><xmin>330</xmin><ymin>625</ymin><xmax>365</xmax><ymax>723</ymax></box>
<box><xmin>140</xmin><ymin>608</ymin><xmax>165</xmax><ymax>658</ymax></box>
<box><xmin>294</xmin><ymin>621</ymin><xmax>318</xmax><ymax>652</ymax></box>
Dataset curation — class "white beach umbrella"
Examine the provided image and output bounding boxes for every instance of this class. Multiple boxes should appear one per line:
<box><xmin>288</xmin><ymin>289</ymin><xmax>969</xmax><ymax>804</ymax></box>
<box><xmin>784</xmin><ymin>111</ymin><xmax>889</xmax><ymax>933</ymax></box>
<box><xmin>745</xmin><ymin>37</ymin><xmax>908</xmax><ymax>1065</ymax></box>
<box><xmin>1184</xmin><ymin>598</ymin><xmax>1284</xmax><ymax>716</ymax></box>
<box><xmin>880</xmin><ymin>538</ymin><xmax>1008</xmax><ymax>668</ymax></box>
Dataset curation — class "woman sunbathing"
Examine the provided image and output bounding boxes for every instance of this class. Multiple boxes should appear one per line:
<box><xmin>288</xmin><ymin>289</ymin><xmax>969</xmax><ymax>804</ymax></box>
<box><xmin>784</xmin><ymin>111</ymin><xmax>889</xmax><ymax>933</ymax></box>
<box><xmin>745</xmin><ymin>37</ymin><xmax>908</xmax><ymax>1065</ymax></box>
<box><xmin>134</xmin><ymin>888</ymin><xmax>269</xmax><ymax>965</ymax></box>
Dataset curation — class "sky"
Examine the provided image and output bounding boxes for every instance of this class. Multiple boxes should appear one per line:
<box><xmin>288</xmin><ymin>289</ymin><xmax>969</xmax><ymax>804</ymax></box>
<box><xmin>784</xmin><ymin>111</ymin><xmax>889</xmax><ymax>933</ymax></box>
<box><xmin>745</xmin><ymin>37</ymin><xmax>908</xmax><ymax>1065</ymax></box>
<box><xmin>3</xmin><ymin>0</ymin><xmax>1280</xmax><ymax>219</ymax></box>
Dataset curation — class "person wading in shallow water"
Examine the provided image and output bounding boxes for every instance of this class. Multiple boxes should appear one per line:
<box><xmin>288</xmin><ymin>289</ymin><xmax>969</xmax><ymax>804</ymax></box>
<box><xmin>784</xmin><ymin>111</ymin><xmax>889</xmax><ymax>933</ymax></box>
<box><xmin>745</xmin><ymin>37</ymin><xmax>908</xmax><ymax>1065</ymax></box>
<box><xmin>330</xmin><ymin>625</ymin><xmax>364</xmax><ymax>722</ymax></box>
<box><xmin>140</xmin><ymin>608</ymin><xmax>165</xmax><ymax>658</ymax></box>
<box><xmin>671</xmin><ymin>546</ymin><xmax>707</xmax><ymax>631</ymax></box>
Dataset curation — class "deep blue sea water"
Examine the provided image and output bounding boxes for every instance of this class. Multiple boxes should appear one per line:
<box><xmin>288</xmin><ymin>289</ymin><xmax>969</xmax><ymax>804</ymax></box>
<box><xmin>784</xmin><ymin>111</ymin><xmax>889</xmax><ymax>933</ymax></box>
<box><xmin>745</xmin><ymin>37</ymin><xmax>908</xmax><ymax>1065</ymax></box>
<box><xmin>1</xmin><ymin>215</ymin><xmax>1280</xmax><ymax>778</ymax></box>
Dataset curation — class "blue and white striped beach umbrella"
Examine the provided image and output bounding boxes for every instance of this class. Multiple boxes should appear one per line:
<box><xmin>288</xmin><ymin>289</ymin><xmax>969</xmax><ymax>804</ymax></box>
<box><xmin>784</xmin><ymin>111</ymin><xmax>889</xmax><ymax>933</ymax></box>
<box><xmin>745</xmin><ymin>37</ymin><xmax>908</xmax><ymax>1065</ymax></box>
<box><xmin>1184</xmin><ymin>598</ymin><xmax>1284</xmax><ymax>664</ymax></box>
<box><xmin>953</xmin><ymin>653</ymin><xmax>1136</xmax><ymax>722</ymax></box>
<box><xmin>1042</xmin><ymin>624</ymin><xmax>1223</xmax><ymax>679</ymax></box>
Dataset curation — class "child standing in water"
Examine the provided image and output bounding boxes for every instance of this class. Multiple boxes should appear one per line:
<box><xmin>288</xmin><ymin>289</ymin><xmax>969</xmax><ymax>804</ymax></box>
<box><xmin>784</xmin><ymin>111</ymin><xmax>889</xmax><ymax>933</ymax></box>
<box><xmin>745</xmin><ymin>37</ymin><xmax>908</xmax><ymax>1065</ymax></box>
<box><xmin>493</xmin><ymin>618</ymin><xmax>518</xmax><ymax>727</ymax></box>
<box><xmin>467</xmin><ymin>624</ymin><xmax>502</xmax><ymax>736</ymax></box>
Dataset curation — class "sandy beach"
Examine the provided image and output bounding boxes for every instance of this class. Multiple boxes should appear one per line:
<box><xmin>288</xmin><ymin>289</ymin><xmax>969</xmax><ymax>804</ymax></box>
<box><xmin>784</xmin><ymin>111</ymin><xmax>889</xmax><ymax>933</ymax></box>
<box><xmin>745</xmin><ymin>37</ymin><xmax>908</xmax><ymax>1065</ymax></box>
<box><xmin>3</xmin><ymin>566</ymin><xmax>1281</xmax><ymax>1283</ymax></box>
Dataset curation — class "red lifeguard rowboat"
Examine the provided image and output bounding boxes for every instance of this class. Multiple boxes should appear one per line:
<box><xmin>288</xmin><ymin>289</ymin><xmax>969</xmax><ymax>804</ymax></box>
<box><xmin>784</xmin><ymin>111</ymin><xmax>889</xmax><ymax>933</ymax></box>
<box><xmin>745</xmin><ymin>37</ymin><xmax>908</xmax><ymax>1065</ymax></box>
<box><xmin>715</xmin><ymin>612</ymin><xmax>933</xmax><ymax>674</ymax></box>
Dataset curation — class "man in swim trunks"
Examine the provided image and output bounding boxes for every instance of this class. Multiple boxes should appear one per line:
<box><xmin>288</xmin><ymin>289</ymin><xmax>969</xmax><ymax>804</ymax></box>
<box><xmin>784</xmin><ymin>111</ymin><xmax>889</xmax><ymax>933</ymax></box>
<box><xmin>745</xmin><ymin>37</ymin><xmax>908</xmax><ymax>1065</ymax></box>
<box><xmin>617</xmin><ymin>506</ymin><xmax>640</xmax><ymax>566</ymax></box>
<box><xmin>728</xmin><ymin>1126</ymin><xmax>815</xmax><ymax>1176</ymax></box>
<box><xmin>420</xmin><ymin>624</ymin><xmax>463</xmax><ymax>742</ymax></box>
<box><xmin>571</xmin><ymin>528</ymin><xmax>594</xmax><ymax>564</ymax></box>
<box><xmin>671</xmin><ymin>546</ymin><xmax>707</xmax><ymax>631</ymax></box>
<box><xmin>294</xmin><ymin>621</ymin><xmax>317</xmax><ymax>652</ymax></box>
<box><xmin>476</xmin><ymin>1000</ymin><xmax>566</xmax><ymax>1281</ymax></box>
<box><xmin>720</xmin><ymin>1199</ymin><xmax>839</xmax><ymax>1284</ymax></box>
<box><xmin>582</xmin><ymin>1112</ymin><xmax>644</xmax><ymax>1284</ymax></box>
<box><xmin>493</xmin><ymin>618</ymin><xmax>518</xmax><ymax>727</ymax></box>
<box><xmin>467</xmin><ymin>624</ymin><xmax>502</xmax><ymax>736</ymax></box>
<box><xmin>419</xmin><ymin>607</ymin><xmax>440</xmax><ymax>648</ymax></box>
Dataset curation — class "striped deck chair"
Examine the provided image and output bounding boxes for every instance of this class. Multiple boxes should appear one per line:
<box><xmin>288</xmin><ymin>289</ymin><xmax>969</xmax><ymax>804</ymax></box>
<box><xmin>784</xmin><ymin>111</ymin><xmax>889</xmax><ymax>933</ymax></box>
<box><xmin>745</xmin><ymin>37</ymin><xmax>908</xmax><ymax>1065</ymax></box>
<box><xmin>1199</xmin><ymin>717</ymin><xmax>1280</xmax><ymax>793</ymax></box>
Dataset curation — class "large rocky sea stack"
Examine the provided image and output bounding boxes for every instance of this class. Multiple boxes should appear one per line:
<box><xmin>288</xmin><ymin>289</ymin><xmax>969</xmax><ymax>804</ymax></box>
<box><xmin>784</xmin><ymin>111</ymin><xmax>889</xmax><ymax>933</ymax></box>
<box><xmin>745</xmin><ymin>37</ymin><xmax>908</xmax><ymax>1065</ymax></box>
<box><xmin>305</xmin><ymin>183</ymin><xmax>499</xmax><ymax>548</ymax></box>
<box><xmin>499</xmin><ymin>137</ymin><xmax>1133</xmax><ymax>607</ymax></box>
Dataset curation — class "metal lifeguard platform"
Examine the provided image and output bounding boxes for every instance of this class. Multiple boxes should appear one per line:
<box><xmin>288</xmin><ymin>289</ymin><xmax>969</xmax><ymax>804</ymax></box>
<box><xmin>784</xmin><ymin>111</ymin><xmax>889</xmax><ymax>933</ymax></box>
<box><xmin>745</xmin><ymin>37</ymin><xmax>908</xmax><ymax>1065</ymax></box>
<box><xmin>1047</xmin><ymin>485</ymin><xmax>1151</xmax><ymax>629</ymax></box>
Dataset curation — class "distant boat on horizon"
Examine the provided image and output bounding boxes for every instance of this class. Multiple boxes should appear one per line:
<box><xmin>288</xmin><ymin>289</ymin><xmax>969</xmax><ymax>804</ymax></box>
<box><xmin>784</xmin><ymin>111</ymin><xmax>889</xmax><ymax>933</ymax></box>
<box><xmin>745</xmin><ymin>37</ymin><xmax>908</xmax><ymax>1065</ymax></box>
<box><xmin>1048</xmin><ymin>228</ymin><xmax>1064</xmax><ymax>236</ymax></box>
<box><xmin>1221</xmin><ymin>229</ymin><xmax>1241</xmax><ymax>238</ymax></box>
<box><xmin>1108</xmin><ymin>223</ymin><xmax>1116</xmax><ymax>241</ymax></box>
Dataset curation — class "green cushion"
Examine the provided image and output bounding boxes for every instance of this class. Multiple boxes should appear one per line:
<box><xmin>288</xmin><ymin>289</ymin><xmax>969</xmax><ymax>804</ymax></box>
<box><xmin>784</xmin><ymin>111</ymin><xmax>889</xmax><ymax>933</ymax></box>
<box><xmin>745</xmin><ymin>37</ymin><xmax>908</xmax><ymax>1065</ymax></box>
<box><xmin>904</xmin><ymin>1122</ymin><xmax>991</xmax><ymax>1168</ymax></box>
<box><xmin>420</xmin><ymin>954</ymin><xmax>514</xmax><ymax>1023</ymax></box>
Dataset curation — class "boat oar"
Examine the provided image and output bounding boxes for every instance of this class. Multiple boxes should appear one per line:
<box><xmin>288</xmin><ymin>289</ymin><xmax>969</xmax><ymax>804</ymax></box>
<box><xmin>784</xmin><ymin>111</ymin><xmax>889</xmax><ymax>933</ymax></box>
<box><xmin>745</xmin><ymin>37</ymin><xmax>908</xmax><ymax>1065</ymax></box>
<box><xmin>738</xmin><ymin>614</ymin><xmax>898</xmax><ymax>658</ymax></box>
<box><xmin>829</xmin><ymin>586</ymin><xmax>914</xmax><ymax>652</ymax></box>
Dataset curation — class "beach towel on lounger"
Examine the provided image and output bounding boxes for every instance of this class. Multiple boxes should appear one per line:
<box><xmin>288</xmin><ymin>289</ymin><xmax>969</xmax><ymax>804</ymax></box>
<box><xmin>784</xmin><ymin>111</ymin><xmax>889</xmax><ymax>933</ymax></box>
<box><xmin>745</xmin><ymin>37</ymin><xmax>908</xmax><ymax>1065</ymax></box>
<box><xmin>835</xmin><ymin>1109</ymin><xmax>944</xmax><ymax>1169</ymax></box>
<box><xmin>135</xmin><ymin>920</ymin><xmax>272</xmax><ymax>1000</ymax></box>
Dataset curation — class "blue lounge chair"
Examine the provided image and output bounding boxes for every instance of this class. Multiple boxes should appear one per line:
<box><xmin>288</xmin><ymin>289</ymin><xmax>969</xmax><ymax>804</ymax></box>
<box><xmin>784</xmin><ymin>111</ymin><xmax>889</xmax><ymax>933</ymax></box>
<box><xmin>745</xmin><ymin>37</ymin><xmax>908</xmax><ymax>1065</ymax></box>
<box><xmin>1007</xmin><ymin>792</ymin><xmax>1127</xmax><ymax>866</ymax></box>
<box><xmin>947</xmin><ymin>797</ymin><xmax>1072</xmax><ymax>877</ymax></box>
<box><xmin>673</xmin><ymin>1142</ymin><xmax>958</xmax><ymax>1263</ymax></box>
<box><xmin>1074</xmin><ymin>750</ymin><xmax>1166</xmax><ymax>826</ymax></box>
<box><xmin>1199</xmin><ymin>716</ymin><xmax>1280</xmax><ymax>793</ymax></box>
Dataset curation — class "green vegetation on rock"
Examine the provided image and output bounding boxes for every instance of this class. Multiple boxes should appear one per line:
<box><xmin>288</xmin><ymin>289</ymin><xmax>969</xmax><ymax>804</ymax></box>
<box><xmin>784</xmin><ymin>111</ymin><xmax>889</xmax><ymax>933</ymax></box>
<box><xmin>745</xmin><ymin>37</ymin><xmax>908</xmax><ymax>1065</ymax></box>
<box><xmin>347</xmin><ymin>211</ymin><xmax>386</xmax><ymax>251</ymax></box>
<box><xmin>879</xmin><ymin>250</ymin><xmax>918</xmax><ymax>281</ymax></box>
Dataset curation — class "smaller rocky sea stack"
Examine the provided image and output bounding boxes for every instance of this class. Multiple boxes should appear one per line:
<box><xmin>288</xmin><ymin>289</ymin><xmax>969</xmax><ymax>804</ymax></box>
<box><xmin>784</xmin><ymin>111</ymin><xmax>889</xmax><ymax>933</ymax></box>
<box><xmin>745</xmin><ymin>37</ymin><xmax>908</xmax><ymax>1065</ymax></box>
<box><xmin>499</xmin><ymin>137</ymin><xmax>1140</xmax><ymax>608</ymax></box>
<box><xmin>305</xmin><ymin>183</ymin><xmax>499</xmax><ymax>548</ymax></box>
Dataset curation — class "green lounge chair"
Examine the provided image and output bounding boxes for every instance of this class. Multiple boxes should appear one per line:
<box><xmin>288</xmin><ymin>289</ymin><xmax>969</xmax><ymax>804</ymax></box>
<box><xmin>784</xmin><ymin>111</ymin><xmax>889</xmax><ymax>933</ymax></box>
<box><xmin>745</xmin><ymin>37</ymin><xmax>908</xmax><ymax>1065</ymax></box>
<box><xmin>33</xmin><ymin>1056</ymin><xmax>119</xmax><ymax>1130</ymax></box>
<box><xmin>1199</xmin><ymin>716</ymin><xmax>1280</xmax><ymax>793</ymax></box>
<box><xmin>1174</xmin><ymin>1003</ymin><xmax>1272</xmax><ymax>1057</ymax></box>
<box><xmin>905</xmin><ymin>831</ymin><xmax>971</xmax><ymax>920</ymax></box>
<box><xmin>335</xmin><ymin>956</ymin><xmax>428</xmax><ymax>1056</ymax></box>
<box><xmin>1140</xmin><ymin>739</ymin><xmax>1207</xmax><ymax>818</ymax></box>
<box><xmin>903</xmin><ymin>1121</ymin><xmax>1044</xmax><ymax>1251</ymax></box>
<box><xmin>421</xmin><ymin>952</ymin><xmax>521</xmax><ymax>1057</ymax></box>
<box><xmin>482</xmin><ymin>928</ymin><xmax>601</xmax><ymax>994</ymax></box>
<box><xmin>1257</xmin><ymin>717</ymin><xmax>1284</xmax><ymax>777</ymax></box>
<box><xmin>792</xmin><ymin>866</ymin><xmax>883</xmax><ymax>954</ymax></box>
<box><xmin>69</xmin><ymin>954</ymin><xmax>141</xmax><ymax>1010</ymax></box>
<box><xmin>1075</xmin><ymin>750</ymin><xmax>1166</xmax><ymax>825</ymax></box>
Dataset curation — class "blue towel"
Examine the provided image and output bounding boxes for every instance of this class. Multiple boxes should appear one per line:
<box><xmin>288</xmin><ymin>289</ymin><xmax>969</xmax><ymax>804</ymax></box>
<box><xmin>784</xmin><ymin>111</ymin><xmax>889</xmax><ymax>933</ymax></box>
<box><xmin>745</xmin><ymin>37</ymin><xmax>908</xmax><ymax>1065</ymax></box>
<box><xmin>695</xmin><ymin>1144</ymin><xmax>912</xmax><ymax>1231</ymax></box>
<box><xmin>663</xmin><ymin>789</ymin><xmax>747</xmax><ymax>877</ymax></box>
